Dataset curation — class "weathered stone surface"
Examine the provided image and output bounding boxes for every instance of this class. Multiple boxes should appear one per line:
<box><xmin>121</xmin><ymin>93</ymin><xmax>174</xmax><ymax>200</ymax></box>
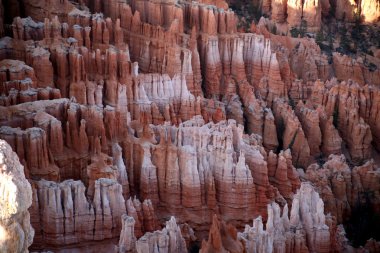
<box><xmin>271</xmin><ymin>0</ymin><xmax>287</xmax><ymax>23</ymax></box>
<box><xmin>238</xmin><ymin>183</ymin><xmax>332</xmax><ymax>253</ymax></box>
<box><xmin>30</xmin><ymin>178</ymin><xmax>126</xmax><ymax>247</ymax></box>
<box><xmin>295</xmin><ymin>101</ymin><xmax>322</xmax><ymax>156</ymax></box>
<box><xmin>287</xmin><ymin>0</ymin><xmax>303</xmax><ymax>27</ymax></box>
<box><xmin>335</xmin><ymin>0</ymin><xmax>357</xmax><ymax>21</ymax></box>
<box><xmin>305</xmin><ymin>155</ymin><xmax>380</xmax><ymax>224</ymax></box>
<box><xmin>199</xmin><ymin>215</ymin><xmax>244</xmax><ymax>253</ymax></box>
<box><xmin>268</xmin><ymin>149</ymin><xmax>301</xmax><ymax>202</ymax></box>
<box><xmin>136</xmin><ymin>217</ymin><xmax>187</xmax><ymax>253</ymax></box>
<box><xmin>118</xmin><ymin>215</ymin><xmax>136</xmax><ymax>253</ymax></box>
<box><xmin>0</xmin><ymin>126</ymin><xmax>59</xmax><ymax>180</ymax></box>
<box><xmin>273</xmin><ymin>99</ymin><xmax>311</xmax><ymax>168</ymax></box>
<box><xmin>317</xmin><ymin>106</ymin><xmax>342</xmax><ymax>156</ymax></box>
<box><xmin>255</xmin><ymin>0</ymin><xmax>378</xmax><ymax>28</ymax></box>
<box><xmin>0</xmin><ymin>0</ymin><xmax>379</xmax><ymax>251</ymax></box>
<box><xmin>0</xmin><ymin>139</ymin><xmax>34</xmax><ymax>253</ymax></box>
<box><xmin>309</xmin><ymin>79</ymin><xmax>375</xmax><ymax>164</ymax></box>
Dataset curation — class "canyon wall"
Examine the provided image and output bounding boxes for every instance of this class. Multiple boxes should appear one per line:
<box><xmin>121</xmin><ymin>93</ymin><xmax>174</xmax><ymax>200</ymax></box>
<box><xmin>253</xmin><ymin>0</ymin><xmax>379</xmax><ymax>26</ymax></box>
<box><xmin>0</xmin><ymin>0</ymin><xmax>379</xmax><ymax>252</ymax></box>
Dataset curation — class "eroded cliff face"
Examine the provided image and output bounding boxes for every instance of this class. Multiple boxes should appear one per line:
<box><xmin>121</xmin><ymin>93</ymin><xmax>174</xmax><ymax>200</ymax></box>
<box><xmin>200</xmin><ymin>183</ymin><xmax>357</xmax><ymax>253</ymax></box>
<box><xmin>0</xmin><ymin>0</ymin><xmax>379</xmax><ymax>252</ymax></box>
<box><xmin>0</xmin><ymin>140</ymin><xmax>34</xmax><ymax>253</ymax></box>
<box><xmin>251</xmin><ymin>0</ymin><xmax>379</xmax><ymax>27</ymax></box>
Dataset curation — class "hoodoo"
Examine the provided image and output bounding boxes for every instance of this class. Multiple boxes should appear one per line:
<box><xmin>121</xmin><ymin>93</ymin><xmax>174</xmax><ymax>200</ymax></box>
<box><xmin>0</xmin><ymin>0</ymin><xmax>379</xmax><ymax>252</ymax></box>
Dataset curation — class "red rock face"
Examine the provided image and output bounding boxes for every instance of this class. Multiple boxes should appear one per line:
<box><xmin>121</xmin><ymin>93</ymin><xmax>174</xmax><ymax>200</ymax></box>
<box><xmin>200</xmin><ymin>183</ymin><xmax>356</xmax><ymax>253</ymax></box>
<box><xmin>253</xmin><ymin>0</ymin><xmax>379</xmax><ymax>30</ymax></box>
<box><xmin>199</xmin><ymin>214</ymin><xmax>244</xmax><ymax>253</ymax></box>
<box><xmin>305</xmin><ymin>155</ymin><xmax>380</xmax><ymax>224</ymax></box>
<box><xmin>0</xmin><ymin>0</ymin><xmax>379</xmax><ymax>252</ymax></box>
<box><xmin>237</xmin><ymin>183</ymin><xmax>332</xmax><ymax>253</ymax></box>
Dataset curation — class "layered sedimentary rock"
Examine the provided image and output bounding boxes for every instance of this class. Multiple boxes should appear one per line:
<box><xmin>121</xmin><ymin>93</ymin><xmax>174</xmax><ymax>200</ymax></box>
<box><xmin>333</xmin><ymin>53</ymin><xmax>380</xmax><ymax>87</ymax></box>
<box><xmin>30</xmin><ymin>178</ymin><xmax>126</xmax><ymax>247</ymax></box>
<box><xmin>237</xmin><ymin>183</ymin><xmax>332</xmax><ymax>253</ymax></box>
<box><xmin>0</xmin><ymin>0</ymin><xmax>379</xmax><ymax>251</ymax></box>
<box><xmin>0</xmin><ymin>59</ymin><xmax>61</xmax><ymax>106</ymax></box>
<box><xmin>256</xmin><ymin>0</ymin><xmax>324</xmax><ymax>30</ymax></box>
<box><xmin>335</xmin><ymin>0</ymin><xmax>357</xmax><ymax>21</ymax></box>
<box><xmin>317</xmin><ymin>106</ymin><xmax>342</xmax><ymax>156</ymax></box>
<box><xmin>0</xmin><ymin>140</ymin><xmax>34</xmax><ymax>252</ymax></box>
<box><xmin>127</xmin><ymin>116</ymin><xmax>275</xmax><ymax>227</ymax></box>
<box><xmin>0</xmin><ymin>126</ymin><xmax>60</xmax><ymax>180</ymax></box>
<box><xmin>287</xmin><ymin>0</ymin><xmax>303</xmax><ymax>28</ymax></box>
<box><xmin>12</xmin><ymin>17</ymin><xmax>44</xmax><ymax>41</ymax></box>
<box><xmin>200</xmin><ymin>183</ymin><xmax>336</xmax><ymax>253</ymax></box>
<box><xmin>22</xmin><ymin>0</ymin><xmax>82</xmax><ymax>22</ymax></box>
<box><xmin>310</xmin><ymin>79</ymin><xmax>377</xmax><ymax>164</ymax></box>
<box><xmin>305</xmin><ymin>154</ymin><xmax>380</xmax><ymax>224</ymax></box>
<box><xmin>135</xmin><ymin>217</ymin><xmax>187</xmax><ymax>253</ymax></box>
<box><xmin>267</xmin><ymin>149</ymin><xmax>301</xmax><ymax>202</ymax></box>
<box><xmin>200</xmin><ymin>182</ymin><xmax>380</xmax><ymax>253</ymax></box>
<box><xmin>126</xmin><ymin>197</ymin><xmax>160</xmax><ymax>238</ymax></box>
<box><xmin>273</xmin><ymin>99</ymin><xmax>311</xmax><ymax>168</ymax></box>
<box><xmin>301</xmin><ymin>0</ymin><xmax>322</xmax><ymax>31</ymax></box>
<box><xmin>334</xmin><ymin>0</ymin><xmax>380</xmax><ymax>23</ymax></box>
<box><xmin>295</xmin><ymin>101</ymin><xmax>322</xmax><ymax>156</ymax></box>
<box><xmin>118</xmin><ymin>215</ymin><xmax>137</xmax><ymax>253</ymax></box>
<box><xmin>199</xmin><ymin>215</ymin><xmax>244</xmax><ymax>253</ymax></box>
<box><xmin>271</xmin><ymin>0</ymin><xmax>287</xmax><ymax>23</ymax></box>
<box><xmin>254</xmin><ymin>0</ymin><xmax>379</xmax><ymax>27</ymax></box>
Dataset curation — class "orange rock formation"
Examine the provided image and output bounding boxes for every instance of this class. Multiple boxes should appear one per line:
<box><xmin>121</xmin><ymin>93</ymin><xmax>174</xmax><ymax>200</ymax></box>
<box><xmin>0</xmin><ymin>0</ymin><xmax>379</xmax><ymax>252</ymax></box>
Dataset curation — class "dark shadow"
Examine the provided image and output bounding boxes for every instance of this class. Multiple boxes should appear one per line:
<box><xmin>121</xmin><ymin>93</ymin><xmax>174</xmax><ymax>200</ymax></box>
<box><xmin>344</xmin><ymin>191</ymin><xmax>380</xmax><ymax>247</ymax></box>
<box><xmin>188</xmin><ymin>241</ymin><xmax>201</xmax><ymax>253</ymax></box>
<box><xmin>3</xmin><ymin>0</ymin><xmax>24</xmax><ymax>24</ymax></box>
